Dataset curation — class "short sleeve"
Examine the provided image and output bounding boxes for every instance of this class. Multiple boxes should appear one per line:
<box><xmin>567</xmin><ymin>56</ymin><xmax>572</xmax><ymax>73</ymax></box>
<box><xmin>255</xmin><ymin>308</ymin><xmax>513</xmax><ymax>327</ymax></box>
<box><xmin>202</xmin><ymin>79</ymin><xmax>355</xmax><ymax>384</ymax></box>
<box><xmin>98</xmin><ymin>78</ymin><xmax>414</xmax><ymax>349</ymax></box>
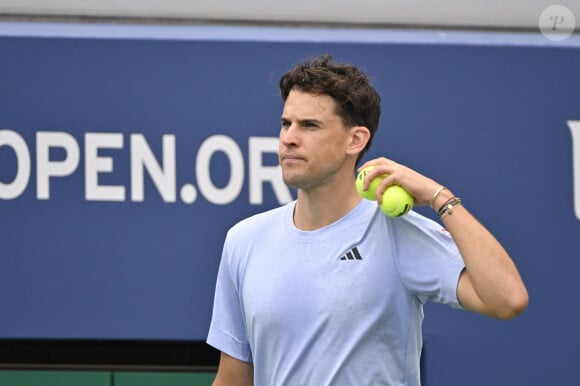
<box><xmin>390</xmin><ymin>212</ymin><xmax>465</xmax><ymax>307</ymax></box>
<box><xmin>206</xmin><ymin>236</ymin><xmax>253</xmax><ymax>362</ymax></box>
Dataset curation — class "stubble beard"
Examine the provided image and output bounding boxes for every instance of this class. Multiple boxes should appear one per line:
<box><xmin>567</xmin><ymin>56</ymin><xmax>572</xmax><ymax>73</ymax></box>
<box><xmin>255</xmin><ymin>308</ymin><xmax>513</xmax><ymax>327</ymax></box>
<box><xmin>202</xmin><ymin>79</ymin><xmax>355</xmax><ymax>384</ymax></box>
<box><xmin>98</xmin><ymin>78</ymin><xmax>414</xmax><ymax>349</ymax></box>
<box><xmin>282</xmin><ymin>162</ymin><xmax>341</xmax><ymax>192</ymax></box>
<box><xmin>282</xmin><ymin>169</ymin><xmax>306</xmax><ymax>189</ymax></box>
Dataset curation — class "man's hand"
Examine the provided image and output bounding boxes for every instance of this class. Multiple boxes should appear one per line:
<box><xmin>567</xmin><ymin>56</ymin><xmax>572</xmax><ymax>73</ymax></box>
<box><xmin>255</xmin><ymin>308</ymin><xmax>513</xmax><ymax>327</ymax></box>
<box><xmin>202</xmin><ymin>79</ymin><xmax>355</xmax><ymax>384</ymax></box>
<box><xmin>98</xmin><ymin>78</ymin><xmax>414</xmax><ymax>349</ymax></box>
<box><xmin>358</xmin><ymin>157</ymin><xmax>441</xmax><ymax>206</ymax></box>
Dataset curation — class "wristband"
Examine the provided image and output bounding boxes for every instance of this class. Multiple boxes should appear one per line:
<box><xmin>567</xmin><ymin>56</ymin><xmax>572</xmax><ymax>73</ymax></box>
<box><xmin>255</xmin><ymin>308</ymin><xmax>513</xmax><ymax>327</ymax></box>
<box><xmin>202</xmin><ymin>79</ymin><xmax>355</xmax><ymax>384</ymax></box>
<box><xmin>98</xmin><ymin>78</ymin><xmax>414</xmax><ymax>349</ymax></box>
<box><xmin>437</xmin><ymin>197</ymin><xmax>462</xmax><ymax>218</ymax></box>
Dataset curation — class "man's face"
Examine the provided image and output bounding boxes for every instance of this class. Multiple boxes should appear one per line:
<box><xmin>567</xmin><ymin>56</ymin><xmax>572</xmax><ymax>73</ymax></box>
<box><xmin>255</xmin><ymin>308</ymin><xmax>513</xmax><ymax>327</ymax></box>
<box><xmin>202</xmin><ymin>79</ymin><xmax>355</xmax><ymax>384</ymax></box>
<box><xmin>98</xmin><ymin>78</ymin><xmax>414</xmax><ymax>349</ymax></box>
<box><xmin>278</xmin><ymin>89</ymin><xmax>353</xmax><ymax>191</ymax></box>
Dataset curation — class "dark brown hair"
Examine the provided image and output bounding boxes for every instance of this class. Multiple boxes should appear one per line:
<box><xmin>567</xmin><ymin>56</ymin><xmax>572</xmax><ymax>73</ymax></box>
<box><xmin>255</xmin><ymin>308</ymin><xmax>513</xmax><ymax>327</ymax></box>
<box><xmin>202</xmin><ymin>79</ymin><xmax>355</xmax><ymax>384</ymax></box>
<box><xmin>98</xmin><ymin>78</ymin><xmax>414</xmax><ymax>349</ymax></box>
<box><xmin>279</xmin><ymin>54</ymin><xmax>381</xmax><ymax>165</ymax></box>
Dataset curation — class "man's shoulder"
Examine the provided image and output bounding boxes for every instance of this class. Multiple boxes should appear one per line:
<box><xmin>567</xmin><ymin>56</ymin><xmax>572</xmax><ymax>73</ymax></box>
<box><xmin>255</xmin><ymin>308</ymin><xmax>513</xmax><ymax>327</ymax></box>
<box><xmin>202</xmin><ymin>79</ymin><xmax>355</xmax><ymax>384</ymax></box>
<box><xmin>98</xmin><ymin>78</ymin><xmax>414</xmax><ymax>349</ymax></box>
<box><xmin>227</xmin><ymin>202</ymin><xmax>292</xmax><ymax>239</ymax></box>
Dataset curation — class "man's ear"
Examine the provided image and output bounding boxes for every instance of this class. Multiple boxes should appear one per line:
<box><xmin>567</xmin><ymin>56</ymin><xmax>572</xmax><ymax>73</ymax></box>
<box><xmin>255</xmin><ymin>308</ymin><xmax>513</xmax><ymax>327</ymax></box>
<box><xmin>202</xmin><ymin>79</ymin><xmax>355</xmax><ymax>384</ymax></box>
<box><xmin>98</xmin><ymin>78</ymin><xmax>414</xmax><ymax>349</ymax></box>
<box><xmin>347</xmin><ymin>126</ymin><xmax>371</xmax><ymax>155</ymax></box>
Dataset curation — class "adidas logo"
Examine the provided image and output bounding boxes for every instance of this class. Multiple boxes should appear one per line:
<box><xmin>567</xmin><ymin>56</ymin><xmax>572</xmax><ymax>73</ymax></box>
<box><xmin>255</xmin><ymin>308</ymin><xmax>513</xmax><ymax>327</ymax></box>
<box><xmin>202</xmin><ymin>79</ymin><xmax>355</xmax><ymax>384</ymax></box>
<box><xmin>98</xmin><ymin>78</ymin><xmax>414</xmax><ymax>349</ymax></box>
<box><xmin>339</xmin><ymin>247</ymin><xmax>362</xmax><ymax>261</ymax></box>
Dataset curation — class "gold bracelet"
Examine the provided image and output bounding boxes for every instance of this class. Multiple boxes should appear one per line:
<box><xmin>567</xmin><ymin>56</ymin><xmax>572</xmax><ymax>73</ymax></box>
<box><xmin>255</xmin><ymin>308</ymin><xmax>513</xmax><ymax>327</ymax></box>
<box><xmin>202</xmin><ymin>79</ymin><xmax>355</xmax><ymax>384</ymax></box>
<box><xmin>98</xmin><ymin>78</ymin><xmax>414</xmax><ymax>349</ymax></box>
<box><xmin>430</xmin><ymin>186</ymin><xmax>447</xmax><ymax>209</ymax></box>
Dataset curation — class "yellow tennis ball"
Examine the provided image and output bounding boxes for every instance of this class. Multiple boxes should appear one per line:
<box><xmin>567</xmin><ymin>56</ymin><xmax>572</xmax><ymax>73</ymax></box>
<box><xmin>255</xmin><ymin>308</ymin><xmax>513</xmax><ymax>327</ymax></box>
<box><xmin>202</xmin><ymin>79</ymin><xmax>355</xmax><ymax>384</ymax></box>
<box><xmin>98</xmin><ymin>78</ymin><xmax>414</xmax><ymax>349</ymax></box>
<box><xmin>356</xmin><ymin>166</ymin><xmax>385</xmax><ymax>200</ymax></box>
<box><xmin>380</xmin><ymin>185</ymin><xmax>414</xmax><ymax>217</ymax></box>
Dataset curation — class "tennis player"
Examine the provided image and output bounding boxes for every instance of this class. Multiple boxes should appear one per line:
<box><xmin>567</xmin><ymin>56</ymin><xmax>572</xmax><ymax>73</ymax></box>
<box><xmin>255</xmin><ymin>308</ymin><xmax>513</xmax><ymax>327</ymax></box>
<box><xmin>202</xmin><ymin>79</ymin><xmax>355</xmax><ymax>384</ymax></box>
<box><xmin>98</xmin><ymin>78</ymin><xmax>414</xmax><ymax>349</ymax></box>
<box><xmin>207</xmin><ymin>54</ymin><xmax>528</xmax><ymax>386</ymax></box>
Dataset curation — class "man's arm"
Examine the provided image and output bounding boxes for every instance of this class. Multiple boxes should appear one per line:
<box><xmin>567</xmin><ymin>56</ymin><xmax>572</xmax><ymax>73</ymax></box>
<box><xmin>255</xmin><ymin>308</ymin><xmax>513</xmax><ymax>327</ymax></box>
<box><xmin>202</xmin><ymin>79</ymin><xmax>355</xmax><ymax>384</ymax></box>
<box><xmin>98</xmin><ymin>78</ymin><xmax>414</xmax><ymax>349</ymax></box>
<box><xmin>212</xmin><ymin>352</ymin><xmax>254</xmax><ymax>386</ymax></box>
<box><xmin>432</xmin><ymin>191</ymin><xmax>528</xmax><ymax>319</ymax></box>
<box><xmin>359</xmin><ymin>158</ymin><xmax>529</xmax><ymax>319</ymax></box>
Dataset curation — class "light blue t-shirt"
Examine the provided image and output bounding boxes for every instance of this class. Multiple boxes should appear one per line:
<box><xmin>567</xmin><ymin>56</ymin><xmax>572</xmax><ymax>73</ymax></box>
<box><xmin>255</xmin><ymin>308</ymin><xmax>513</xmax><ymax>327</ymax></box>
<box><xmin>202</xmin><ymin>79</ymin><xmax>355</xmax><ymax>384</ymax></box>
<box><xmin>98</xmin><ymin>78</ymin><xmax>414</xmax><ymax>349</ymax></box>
<box><xmin>207</xmin><ymin>199</ymin><xmax>464</xmax><ymax>386</ymax></box>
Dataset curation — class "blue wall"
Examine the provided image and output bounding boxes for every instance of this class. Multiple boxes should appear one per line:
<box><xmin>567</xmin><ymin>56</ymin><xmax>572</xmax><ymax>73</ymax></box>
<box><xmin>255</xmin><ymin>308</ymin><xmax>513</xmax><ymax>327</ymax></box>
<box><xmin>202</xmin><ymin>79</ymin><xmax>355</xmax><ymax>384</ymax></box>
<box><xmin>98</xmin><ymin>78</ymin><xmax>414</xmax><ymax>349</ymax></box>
<box><xmin>1</xmin><ymin>24</ymin><xmax>579</xmax><ymax>385</ymax></box>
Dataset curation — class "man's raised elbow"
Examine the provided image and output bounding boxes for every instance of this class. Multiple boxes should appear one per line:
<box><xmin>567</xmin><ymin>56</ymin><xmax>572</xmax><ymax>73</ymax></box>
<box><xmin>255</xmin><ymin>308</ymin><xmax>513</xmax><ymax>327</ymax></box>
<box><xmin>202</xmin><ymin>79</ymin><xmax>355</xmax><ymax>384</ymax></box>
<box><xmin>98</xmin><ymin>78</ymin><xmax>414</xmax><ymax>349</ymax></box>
<box><xmin>496</xmin><ymin>287</ymin><xmax>529</xmax><ymax>320</ymax></box>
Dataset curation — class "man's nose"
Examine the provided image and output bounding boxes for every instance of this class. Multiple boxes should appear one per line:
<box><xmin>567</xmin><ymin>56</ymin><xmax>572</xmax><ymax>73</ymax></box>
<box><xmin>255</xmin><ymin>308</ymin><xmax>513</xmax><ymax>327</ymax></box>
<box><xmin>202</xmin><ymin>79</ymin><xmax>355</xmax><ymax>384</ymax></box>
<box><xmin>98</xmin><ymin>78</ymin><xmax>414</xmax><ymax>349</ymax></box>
<box><xmin>281</xmin><ymin>125</ymin><xmax>299</xmax><ymax>146</ymax></box>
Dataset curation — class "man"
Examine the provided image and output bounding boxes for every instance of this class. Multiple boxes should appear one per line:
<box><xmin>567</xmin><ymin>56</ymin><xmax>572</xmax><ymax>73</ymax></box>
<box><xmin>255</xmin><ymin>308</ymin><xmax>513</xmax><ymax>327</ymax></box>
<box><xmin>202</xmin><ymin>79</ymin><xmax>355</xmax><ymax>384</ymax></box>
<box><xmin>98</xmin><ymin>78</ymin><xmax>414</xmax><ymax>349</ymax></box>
<box><xmin>207</xmin><ymin>55</ymin><xmax>528</xmax><ymax>386</ymax></box>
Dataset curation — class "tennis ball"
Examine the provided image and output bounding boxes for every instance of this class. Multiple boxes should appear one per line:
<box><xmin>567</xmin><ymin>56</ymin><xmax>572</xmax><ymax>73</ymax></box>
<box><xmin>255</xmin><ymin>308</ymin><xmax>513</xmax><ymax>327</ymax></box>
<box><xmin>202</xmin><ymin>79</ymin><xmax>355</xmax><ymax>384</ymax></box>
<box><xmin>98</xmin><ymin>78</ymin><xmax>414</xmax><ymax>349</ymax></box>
<box><xmin>356</xmin><ymin>166</ymin><xmax>384</xmax><ymax>200</ymax></box>
<box><xmin>380</xmin><ymin>185</ymin><xmax>414</xmax><ymax>217</ymax></box>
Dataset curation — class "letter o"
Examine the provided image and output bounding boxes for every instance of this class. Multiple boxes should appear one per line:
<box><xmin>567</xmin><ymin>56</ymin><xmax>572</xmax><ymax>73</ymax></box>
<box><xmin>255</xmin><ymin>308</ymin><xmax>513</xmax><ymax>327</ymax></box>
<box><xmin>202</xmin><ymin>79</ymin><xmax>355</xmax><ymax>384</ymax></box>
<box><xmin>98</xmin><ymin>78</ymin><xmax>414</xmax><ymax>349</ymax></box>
<box><xmin>0</xmin><ymin>130</ymin><xmax>31</xmax><ymax>199</ymax></box>
<box><xmin>196</xmin><ymin>135</ymin><xmax>244</xmax><ymax>205</ymax></box>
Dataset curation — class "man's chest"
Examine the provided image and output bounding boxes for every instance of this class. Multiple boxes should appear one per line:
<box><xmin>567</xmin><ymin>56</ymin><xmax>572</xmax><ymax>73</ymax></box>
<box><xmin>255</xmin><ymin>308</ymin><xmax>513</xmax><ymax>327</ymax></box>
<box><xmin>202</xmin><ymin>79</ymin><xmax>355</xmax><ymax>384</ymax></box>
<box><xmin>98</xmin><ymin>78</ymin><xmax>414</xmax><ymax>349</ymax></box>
<box><xmin>239</xmin><ymin>239</ymin><xmax>404</xmax><ymax>335</ymax></box>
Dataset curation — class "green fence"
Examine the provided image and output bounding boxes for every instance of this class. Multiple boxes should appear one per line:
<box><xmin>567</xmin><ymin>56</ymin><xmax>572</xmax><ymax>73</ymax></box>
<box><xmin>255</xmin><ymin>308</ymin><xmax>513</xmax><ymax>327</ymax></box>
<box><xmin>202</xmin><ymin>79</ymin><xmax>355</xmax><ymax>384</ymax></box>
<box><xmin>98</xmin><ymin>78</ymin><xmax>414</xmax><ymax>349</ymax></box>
<box><xmin>0</xmin><ymin>370</ymin><xmax>215</xmax><ymax>386</ymax></box>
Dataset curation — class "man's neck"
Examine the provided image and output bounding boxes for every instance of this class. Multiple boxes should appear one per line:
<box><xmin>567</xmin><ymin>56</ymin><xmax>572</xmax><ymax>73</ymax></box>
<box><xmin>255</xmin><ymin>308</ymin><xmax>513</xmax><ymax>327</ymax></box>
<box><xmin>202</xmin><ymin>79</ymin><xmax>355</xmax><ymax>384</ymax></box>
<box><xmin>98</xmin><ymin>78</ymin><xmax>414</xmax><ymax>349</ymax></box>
<box><xmin>293</xmin><ymin>180</ymin><xmax>362</xmax><ymax>231</ymax></box>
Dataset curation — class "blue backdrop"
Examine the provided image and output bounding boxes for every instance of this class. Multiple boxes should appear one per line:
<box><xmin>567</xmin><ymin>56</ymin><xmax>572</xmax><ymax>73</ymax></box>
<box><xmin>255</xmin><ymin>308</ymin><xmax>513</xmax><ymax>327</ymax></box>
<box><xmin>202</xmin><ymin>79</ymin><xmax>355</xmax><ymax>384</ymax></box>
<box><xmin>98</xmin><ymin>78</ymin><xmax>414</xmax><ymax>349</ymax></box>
<box><xmin>1</xmin><ymin>24</ymin><xmax>579</xmax><ymax>385</ymax></box>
